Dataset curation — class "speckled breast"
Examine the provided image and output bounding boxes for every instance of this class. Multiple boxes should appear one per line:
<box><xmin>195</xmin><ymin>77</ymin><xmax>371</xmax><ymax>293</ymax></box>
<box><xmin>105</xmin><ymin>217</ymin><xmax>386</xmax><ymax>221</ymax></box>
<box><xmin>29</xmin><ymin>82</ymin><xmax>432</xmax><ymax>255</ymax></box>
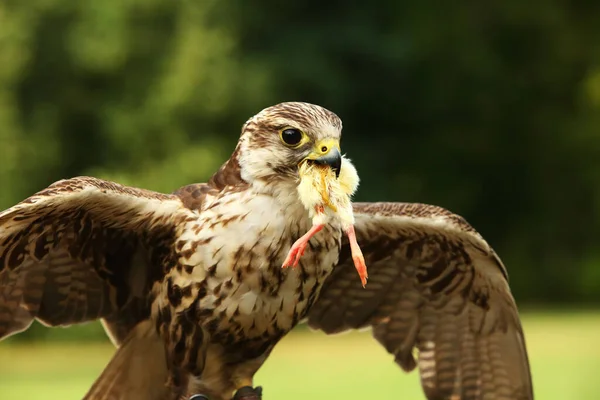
<box><xmin>166</xmin><ymin>192</ymin><xmax>344</xmax><ymax>355</ymax></box>
<box><xmin>199</xmin><ymin>221</ymin><xmax>343</xmax><ymax>347</ymax></box>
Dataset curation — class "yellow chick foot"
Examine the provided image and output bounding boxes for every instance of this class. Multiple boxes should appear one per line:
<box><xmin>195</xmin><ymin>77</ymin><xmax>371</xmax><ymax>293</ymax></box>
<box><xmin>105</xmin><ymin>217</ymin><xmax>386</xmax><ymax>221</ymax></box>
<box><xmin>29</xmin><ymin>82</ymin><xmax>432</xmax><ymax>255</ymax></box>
<box><xmin>346</xmin><ymin>225</ymin><xmax>368</xmax><ymax>287</ymax></box>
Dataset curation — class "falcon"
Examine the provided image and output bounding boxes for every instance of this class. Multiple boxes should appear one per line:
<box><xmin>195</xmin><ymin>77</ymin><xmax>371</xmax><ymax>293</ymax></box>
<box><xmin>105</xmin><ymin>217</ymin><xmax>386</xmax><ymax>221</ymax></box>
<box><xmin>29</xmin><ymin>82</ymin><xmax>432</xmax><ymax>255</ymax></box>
<box><xmin>0</xmin><ymin>102</ymin><xmax>533</xmax><ymax>400</ymax></box>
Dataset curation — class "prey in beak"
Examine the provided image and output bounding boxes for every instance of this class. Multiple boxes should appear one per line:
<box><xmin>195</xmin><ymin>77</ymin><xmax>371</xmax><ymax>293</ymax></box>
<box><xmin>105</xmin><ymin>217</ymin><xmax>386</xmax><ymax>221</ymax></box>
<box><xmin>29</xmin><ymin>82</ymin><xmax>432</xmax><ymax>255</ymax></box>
<box><xmin>305</xmin><ymin>139</ymin><xmax>342</xmax><ymax>178</ymax></box>
<box><xmin>281</xmin><ymin>139</ymin><xmax>368</xmax><ymax>287</ymax></box>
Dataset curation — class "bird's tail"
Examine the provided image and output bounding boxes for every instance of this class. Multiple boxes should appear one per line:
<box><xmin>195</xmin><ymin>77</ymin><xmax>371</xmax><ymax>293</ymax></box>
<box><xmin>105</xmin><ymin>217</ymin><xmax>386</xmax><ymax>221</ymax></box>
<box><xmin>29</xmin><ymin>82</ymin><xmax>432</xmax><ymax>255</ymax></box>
<box><xmin>83</xmin><ymin>319</ymin><xmax>171</xmax><ymax>400</ymax></box>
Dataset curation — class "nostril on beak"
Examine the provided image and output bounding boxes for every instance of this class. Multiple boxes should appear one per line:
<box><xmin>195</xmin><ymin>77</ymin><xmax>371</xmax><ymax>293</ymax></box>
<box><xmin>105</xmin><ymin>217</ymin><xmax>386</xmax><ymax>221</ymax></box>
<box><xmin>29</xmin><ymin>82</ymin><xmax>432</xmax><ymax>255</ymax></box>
<box><xmin>313</xmin><ymin>148</ymin><xmax>342</xmax><ymax>178</ymax></box>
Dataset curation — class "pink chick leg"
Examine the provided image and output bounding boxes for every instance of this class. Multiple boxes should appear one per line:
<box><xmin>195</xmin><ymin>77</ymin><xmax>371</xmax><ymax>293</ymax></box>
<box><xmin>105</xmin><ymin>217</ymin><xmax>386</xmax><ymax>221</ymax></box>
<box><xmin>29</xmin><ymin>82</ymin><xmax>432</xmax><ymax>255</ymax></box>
<box><xmin>346</xmin><ymin>225</ymin><xmax>368</xmax><ymax>287</ymax></box>
<box><xmin>282</xmin><ymin>223</ymin><xmax>324</xmax><ymax>268</ymax></box>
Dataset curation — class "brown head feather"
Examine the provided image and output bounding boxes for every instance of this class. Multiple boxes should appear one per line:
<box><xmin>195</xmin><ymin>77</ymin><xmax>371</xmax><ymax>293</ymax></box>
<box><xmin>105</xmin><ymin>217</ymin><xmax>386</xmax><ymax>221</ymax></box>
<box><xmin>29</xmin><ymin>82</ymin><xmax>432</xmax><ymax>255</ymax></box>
<box><xmin>236</xmin><ymin>102</ymin><xmax>343</xmax><ymax>184</ymax></box>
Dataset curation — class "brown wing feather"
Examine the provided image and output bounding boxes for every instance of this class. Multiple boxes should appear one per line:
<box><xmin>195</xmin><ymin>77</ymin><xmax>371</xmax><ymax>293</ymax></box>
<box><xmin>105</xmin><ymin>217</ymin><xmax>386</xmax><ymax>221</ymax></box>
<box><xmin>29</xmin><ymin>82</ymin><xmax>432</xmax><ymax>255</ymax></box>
<box><xmin>0</xmin><ymin>176</ymin><xmax>194</xmax><ymax>341</ymax></box>
<box><xmin>308</xmin><ymin>202</ymin><xmax>533</xmax><ymax>400</ymax></box>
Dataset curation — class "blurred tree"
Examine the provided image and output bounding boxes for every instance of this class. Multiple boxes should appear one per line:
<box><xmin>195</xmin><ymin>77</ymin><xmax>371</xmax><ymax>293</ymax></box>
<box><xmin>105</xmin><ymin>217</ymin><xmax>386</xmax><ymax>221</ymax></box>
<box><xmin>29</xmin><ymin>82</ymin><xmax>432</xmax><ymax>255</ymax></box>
<box><xmin>1</xmin><ymin>0</ymin><xmax>600</xmax><ymax>341</ymax></box>
<box><xmin>0</xmin><ymin>0</ymin><xmax>271</xmax><ymax>198</ymax></box>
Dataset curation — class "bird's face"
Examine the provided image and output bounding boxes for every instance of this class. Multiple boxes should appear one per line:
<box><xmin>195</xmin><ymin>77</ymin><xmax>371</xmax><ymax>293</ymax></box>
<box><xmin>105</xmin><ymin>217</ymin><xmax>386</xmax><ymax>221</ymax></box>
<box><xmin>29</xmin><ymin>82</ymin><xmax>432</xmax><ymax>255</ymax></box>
<box><xmin>237</xmin><ymin>102</ymin><xmax>344</xmax><ymax>185</ymax></box>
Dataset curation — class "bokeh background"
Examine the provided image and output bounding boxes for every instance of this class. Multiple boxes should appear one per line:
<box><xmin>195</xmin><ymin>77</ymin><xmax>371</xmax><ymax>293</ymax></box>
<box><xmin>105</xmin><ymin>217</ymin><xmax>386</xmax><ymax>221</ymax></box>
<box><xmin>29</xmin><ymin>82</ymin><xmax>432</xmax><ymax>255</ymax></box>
<box><xmin>1</xmin><ymin>1</ymin><xmax>600</xmax><ymax>399</ymax></box>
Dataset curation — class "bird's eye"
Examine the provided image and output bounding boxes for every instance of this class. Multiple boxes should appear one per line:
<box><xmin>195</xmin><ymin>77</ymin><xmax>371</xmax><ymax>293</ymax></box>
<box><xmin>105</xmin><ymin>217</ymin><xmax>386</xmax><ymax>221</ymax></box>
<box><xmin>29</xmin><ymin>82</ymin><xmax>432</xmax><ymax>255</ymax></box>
<box><xmin>280</xmin><ymin>128</ymin><xmax>303</xmax><ymax>147</ymax></box>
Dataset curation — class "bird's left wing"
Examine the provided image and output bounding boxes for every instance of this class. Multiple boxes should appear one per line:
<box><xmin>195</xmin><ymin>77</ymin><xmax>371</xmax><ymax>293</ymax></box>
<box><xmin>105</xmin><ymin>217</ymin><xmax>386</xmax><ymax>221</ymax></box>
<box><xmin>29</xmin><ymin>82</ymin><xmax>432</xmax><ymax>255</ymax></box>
<box><xmin>308</xmin><ymin>202</ymin><xmax>533</xmax><ymax>400</ymax></box>
<box><xmin>0</xmin><ymin>176</ymin><xmax>194</xmax><ymax>342</ymax></box>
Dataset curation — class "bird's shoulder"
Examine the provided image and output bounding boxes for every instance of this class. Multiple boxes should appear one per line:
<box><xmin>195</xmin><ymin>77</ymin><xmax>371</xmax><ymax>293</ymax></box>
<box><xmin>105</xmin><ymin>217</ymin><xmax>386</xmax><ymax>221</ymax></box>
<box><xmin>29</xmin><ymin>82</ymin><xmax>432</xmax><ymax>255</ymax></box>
<box><xmin>173</xmin><ymin>183</ymin><xmax>217</xmax><ymax>211</ymax></box>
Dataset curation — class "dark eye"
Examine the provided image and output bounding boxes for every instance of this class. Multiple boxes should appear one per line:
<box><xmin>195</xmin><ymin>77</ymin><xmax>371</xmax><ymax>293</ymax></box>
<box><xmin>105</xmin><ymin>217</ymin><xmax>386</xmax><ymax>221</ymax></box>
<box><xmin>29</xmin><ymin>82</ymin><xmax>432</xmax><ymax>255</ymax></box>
<box><xmin>280</xmin><ymin>128</ymin><xmax>303</xmax><ymax>146</ymax></box>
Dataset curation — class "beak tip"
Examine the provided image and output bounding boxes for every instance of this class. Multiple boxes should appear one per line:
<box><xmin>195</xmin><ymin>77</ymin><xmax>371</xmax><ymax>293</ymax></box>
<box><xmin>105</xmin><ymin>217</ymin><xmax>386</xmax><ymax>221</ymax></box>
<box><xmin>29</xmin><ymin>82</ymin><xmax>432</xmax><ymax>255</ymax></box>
<box><xmin>331</xmin><ymin>148</ymin><xmax>342</xmax><ymax>178</ymax></box>
<box><xmin>333</xmin><ymin>160</ymin><xmax>341</xmax><ymax>179</ymax></box>
<box><xmin>312</xmin><ymin>147</ymin><xmax>342</xmax><ymax>178</ymax></box>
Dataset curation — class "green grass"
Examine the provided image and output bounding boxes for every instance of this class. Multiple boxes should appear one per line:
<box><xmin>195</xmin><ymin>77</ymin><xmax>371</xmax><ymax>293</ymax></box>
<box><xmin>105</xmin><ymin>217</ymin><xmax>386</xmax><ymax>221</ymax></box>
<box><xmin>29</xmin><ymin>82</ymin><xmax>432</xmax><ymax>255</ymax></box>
<box><xmin>0</xmin><ymin>311</ymin><xmax>599</xmax><ymax>399</ymax></box>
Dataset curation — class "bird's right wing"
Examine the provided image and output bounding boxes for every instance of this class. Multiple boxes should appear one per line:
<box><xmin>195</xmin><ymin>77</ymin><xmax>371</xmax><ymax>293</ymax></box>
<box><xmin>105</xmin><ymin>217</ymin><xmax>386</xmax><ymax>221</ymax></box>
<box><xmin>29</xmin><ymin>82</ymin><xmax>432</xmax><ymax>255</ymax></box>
<box><xmin>0</xmin><ymin>176</ymin><xmax>195</xmax><ymax>343</ymax></box>
<box><xmin>309</xmin><ymin>202</ymin><xmax>533</xmax><ymax>400</ymax></box>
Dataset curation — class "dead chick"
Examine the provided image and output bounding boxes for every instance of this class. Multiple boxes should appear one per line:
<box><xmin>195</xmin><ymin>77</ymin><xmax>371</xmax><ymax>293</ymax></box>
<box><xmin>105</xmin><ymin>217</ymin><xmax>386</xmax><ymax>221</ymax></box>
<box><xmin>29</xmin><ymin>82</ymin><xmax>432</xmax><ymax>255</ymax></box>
<box><xmin>282</xmin><ymin>155</ymin><xmax>368</xmax><ymax>287</ymax></box>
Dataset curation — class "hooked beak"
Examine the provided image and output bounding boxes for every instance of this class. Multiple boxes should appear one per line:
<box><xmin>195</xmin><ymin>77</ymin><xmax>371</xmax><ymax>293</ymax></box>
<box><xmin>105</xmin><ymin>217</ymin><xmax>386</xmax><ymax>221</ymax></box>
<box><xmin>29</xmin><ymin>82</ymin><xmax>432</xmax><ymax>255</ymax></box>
<box><xmin>303</xmin><ymin>138</ymin><xmax>342</xmax><ymax>178</ymax></box>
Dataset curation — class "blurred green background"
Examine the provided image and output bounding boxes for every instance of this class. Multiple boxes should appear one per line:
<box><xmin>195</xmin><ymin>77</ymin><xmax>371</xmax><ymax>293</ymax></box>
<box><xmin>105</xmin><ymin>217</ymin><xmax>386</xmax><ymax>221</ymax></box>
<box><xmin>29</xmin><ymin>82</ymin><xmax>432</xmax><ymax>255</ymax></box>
<box><xmin>1</xmin><ymin>0</ymin><xmax>600</xmax><ymax>398</ymax></box>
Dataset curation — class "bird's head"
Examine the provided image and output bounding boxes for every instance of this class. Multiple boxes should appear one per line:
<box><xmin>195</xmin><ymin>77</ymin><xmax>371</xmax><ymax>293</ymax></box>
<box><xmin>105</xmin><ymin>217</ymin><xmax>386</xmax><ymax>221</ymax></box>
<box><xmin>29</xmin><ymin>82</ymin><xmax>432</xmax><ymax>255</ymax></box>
<box><xmin>236</xmin><ymin>102</ymin><xmax>350</xmax><ymax>187</ymax></box>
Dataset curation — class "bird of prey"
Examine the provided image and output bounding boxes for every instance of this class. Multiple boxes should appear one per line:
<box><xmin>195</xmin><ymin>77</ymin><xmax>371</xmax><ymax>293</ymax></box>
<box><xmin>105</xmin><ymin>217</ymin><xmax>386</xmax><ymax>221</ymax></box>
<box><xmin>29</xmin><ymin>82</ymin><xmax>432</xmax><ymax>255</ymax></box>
<box><xmin>0</xmin><ymin>102</ymin><xmax>533</xmax><ymax>400</ymax></box>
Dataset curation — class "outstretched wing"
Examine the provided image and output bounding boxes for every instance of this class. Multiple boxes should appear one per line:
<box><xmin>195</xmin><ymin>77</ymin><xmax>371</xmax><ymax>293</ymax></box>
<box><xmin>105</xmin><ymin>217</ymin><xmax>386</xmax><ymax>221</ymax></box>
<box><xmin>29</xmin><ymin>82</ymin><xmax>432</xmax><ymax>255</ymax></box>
<box><xmin>0</xmin><ymin>176</ymin><xmax>193</xmax><ymax>342</ymax></box>
<box><xmin>308</xmin><ymin>202</ymin><xmax>533</xmax><ymax>400</ymax></box>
